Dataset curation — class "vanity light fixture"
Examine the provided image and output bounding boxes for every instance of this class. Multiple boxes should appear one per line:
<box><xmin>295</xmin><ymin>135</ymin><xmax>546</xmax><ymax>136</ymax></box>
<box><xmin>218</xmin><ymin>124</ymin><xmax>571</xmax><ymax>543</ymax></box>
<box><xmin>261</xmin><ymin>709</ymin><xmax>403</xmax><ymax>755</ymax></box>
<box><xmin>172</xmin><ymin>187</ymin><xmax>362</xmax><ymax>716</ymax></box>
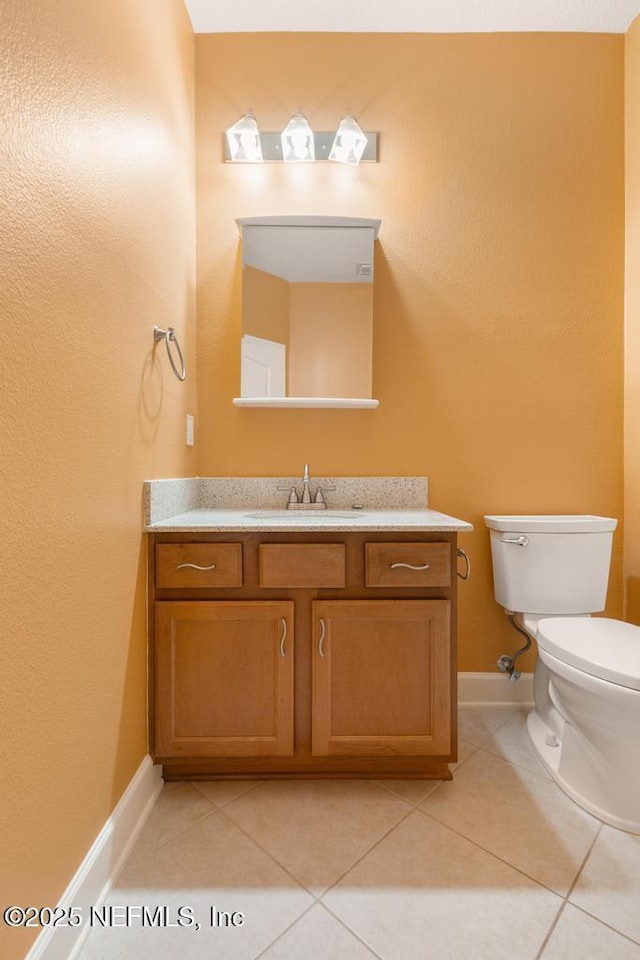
<box><xmin>280</xmin><ymin>114</ymin><xmax>315</xmax><ymax>162</ymax></box>
<box><xmin>224</xmin><ymin>114</ymin><xmax>378</xmax><ymax>163</ymax></box>
<box><xmin>225</xmin><ymin>113</ymin><xmax>263</xmax><ymax>162</ymax></box>
<box><xmin>328</xmin><ymin>115</ymin><xmax>368</xmax><ymax>166</ymax></box>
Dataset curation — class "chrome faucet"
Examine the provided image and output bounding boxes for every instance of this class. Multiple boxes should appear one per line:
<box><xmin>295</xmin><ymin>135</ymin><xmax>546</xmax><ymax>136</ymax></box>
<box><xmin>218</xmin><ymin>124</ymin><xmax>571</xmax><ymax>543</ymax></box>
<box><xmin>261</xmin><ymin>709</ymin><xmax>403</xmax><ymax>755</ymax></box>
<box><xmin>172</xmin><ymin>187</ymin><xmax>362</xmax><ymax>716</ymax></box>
<box><xmin>300</xmin><ymin>463</ymin><xmax>312</xmax><ymax>503</ymax></box>
<box><xmin>285</xmin><ymin>464</ymin><xmax>331</xmax><ymax>510</ymax></box>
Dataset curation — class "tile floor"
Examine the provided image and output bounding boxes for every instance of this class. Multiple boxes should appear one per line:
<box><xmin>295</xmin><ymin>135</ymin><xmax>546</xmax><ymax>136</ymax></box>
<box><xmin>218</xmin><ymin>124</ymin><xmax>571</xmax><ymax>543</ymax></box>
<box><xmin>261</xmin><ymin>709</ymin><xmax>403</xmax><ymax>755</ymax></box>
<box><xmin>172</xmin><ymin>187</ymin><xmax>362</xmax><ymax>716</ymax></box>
<box><xmin>78</xmin><ymin>706</ymin><xmax>640</xmax><ymax>959</ymax></box>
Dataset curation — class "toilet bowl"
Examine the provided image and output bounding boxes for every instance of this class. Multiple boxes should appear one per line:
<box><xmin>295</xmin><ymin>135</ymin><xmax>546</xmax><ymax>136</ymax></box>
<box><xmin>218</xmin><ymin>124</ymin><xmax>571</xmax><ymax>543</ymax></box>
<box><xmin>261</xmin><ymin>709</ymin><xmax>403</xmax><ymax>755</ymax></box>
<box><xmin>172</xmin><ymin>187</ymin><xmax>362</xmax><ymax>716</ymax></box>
<box><xmin>527</xmin><ymin>617</ymin><xmax>640</xmax><ymax>833</ymax></box>
<box><xmin>484</xmin><ymin>515</ymin><xmax>640</xmax><ymax>834</ymax></box>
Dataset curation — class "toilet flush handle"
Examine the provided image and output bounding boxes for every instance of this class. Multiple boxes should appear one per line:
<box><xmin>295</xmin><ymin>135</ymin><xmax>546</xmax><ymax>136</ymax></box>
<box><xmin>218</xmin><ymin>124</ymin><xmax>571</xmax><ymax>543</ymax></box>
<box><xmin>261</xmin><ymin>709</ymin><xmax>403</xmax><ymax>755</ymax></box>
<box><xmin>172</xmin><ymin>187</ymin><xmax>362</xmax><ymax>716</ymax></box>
<box><xmin>500</xmin><ymin>535</ymin><xmax>529</xmax><ymax>547</ymax></box>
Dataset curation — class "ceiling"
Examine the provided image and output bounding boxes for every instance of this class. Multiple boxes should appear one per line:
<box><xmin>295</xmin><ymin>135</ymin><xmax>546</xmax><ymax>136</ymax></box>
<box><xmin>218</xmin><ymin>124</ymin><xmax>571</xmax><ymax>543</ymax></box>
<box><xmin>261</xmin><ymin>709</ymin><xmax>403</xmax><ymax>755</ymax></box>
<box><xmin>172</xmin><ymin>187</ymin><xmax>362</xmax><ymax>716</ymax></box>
<box><xmin>184</xmin><ymin>0</ymin><xmax>640</xmax><ymax>35</ymax></box>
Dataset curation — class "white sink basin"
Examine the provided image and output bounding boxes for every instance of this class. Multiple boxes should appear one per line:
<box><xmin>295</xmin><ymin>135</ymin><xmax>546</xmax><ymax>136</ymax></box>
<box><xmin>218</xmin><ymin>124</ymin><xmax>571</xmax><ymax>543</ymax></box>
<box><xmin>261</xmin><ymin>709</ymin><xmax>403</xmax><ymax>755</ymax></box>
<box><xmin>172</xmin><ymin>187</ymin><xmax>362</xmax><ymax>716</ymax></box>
<box><xmin>243</xmin><ymin>510</ymin><xmax>368</xmax><ymax>521</ymax></box>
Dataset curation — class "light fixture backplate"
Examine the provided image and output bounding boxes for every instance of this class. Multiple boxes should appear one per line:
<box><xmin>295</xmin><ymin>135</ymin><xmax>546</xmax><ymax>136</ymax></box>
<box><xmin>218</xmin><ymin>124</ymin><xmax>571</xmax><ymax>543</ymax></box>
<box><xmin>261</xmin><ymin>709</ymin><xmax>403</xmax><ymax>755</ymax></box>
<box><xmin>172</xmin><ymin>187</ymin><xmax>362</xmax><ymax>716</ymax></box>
<box><xmin>224</xmin><ymin>132</ymin><xmax>378</xmax><ymax>162</ymax></box>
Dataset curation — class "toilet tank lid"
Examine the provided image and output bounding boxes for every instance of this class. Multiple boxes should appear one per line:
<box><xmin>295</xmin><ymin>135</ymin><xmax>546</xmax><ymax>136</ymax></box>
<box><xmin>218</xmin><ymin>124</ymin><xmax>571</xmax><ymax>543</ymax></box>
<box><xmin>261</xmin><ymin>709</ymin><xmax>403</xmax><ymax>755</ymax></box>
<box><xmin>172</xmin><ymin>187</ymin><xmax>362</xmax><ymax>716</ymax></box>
<box><xmin>484</xmin><ymin>515</ymin><xmax>617</xmax><ymax>533</ymax></box>
<box><xmin>536</xmin><ymin>617</ymin><xmax>640</xmax><ymax>690</ymax></box>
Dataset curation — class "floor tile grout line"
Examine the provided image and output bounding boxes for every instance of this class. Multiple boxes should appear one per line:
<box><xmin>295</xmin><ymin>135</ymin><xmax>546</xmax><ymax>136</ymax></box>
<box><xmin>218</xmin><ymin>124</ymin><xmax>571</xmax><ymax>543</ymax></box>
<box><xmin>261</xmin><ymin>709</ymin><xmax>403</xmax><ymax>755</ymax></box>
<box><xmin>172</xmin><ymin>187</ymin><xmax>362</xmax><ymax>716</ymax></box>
<box><xmin>218</xmin><ymin>784</ymin><xmax>418</xmax><ymax>901</ymax></box>
<box><xmin>535</xmin><ymin>815</ymin><xmax>599</xmax><ymax>960</ymax></box>
<box><xmin>317</xmin><ymin>801</ymin><xmax>419</xmax><ymax>899</ymax></box>
<box><xmin>480</xmin><ymin>747</ymin><xmax>556</xmax><ymax>785</ymax></box>
<box><xmin>555</xmin><ymin>821</ymin><xmax>640</xmax><ymax>944</ymax></box>
<box><xmin>314</xmin><ymin>902</ymin><xmax>387</xmax><ymax>960</ymax></box>
<box><xmin>533</xmin><ymin>899</ymin><xmax>568</xmax><ymax>960</ymax></box>
<box><xmin>187</xmin><ymin>780</ymin><xmax>222</xmax><ymax>810</ymax></box>
<box><xmin>252</xmin><ymin>901</ymin><xmax>385</xmax><ymax>960</ymax></box>
<box><xmin>564</xmin><ymin>822</ymin><xmax>603</xmax><ymax>902</ymax></box>
<box><xmin>413</xmin><ymin>804</ymin><xmax>573</xmax><ymax>901</ymax></box>
<box><xmin>214</xmin><ymin>805</ymin><xmax>325</xmax><ymax>898</ymax></box>
<box><xmin>250</xmin><ymin>901</ymin><xmax>319</xmax><ymax>960</ymax></box>
<box><xmin>372</xmin><ymin>778</ymin><xmax>443</xmax><ymax>807</ymax></box>
<box><xmin>190</xmin><ymin>778</ymin><xmax>265</xmax><ymax>809</ymax></box>
<box><xmin>480</xmin><ymin>745</ymin><xmax>554</xmax><ymax>783</ymax></box>
<box><xmin>568</xmin><ymin>902</ymin><xmax>640</xmax><ymax>949</ymax></box>
<box><xmin>449</xmin><ymin>744</ymin><xmax>480</xmax><ymax>771</ymax></box>
<box><xmin>459</xmin><ymin>704</ymin><xmax>520</xmax><ymax>748</ymax></box>
<box><xmin>534</xmin><ymin>823</ymin><xmax>640</xmax><ymax>959</ymax></box>
<box><xmin>106</xmin><ymin>784</ymin><xmax>403</xmax><ymax>960</ymax></box>
<box><xmin>455</xmin><ymin>741</ymin><xmax>600</xmax><ymax>815</ymax></box>
<box><xmin>465</xmin><ymin>707</ymin><xmax>630</xmax><ymax>805</ymax></box>
<box><xmin>141</xmin><ymin>805</ymin><xmax>222</xmax><ymax>855</ymax></box>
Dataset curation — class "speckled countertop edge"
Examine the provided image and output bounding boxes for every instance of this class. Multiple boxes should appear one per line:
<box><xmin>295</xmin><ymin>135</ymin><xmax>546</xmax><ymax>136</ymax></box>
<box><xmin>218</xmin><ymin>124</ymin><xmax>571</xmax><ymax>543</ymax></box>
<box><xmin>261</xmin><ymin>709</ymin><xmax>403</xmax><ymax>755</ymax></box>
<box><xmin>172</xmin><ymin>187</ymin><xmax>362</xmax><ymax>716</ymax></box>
<box><xmin>145</xmin><ymin>507</ymin><xmax>473</xmax><ymax>533</ymax></box>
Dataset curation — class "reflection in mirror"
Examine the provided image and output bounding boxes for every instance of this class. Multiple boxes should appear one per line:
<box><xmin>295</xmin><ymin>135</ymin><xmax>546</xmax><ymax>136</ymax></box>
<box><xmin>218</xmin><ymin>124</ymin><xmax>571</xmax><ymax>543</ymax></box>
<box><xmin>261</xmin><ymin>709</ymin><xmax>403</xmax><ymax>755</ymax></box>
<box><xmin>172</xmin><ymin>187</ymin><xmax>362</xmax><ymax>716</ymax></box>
<box><xmin>234</xmin><ymin>217</ymin><xmax>381</xmax><ymax>408</ymax></box>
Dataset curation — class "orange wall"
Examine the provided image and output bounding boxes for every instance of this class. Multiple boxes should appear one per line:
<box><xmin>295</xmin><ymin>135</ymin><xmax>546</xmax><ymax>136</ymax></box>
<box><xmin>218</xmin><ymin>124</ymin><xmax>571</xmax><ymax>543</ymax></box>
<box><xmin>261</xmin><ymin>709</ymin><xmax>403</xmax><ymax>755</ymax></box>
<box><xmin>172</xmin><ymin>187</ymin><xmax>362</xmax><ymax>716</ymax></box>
<box><xmin>625</xmin><ymin>17</ymin><xmax>640</xmax><ymax>624</ymax></box>
<box><xmin>0</xmin><ymin>2</ymin><xmax>195</xmax><ymax>957</ymax></box>
<box><xmin>195</xmin><ymin>33</ymin><xmax>625</xmax><ymax>672</ymax></box>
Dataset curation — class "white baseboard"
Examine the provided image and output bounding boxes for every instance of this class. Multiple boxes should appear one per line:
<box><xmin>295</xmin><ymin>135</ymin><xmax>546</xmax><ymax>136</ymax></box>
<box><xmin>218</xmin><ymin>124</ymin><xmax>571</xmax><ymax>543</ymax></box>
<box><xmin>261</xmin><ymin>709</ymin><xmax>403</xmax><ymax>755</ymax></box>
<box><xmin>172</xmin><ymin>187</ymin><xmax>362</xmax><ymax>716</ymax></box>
<box><xmin>458</xmin><ymin>671</ymin><xmax>534</xmax><ymax>705</ymax></box>
<box><xmin>25</xmin><ymin>756</ymin><xmax>163</xmax><ymax>960</ymax></box>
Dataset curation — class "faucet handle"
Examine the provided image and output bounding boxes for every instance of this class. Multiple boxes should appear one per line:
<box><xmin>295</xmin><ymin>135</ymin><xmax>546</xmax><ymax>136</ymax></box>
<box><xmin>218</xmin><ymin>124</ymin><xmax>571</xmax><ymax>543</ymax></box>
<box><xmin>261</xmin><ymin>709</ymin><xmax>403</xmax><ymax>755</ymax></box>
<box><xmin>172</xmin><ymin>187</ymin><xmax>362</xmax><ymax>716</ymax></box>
<box><xmin>277</xmin><ymin>484</ymin><xmax>300</xmax><ymax>503</ymax></box>
<box><xmin>313</xmin><ymin>485</ymin><xmax>335</xmax><ymax>506</ymax></box>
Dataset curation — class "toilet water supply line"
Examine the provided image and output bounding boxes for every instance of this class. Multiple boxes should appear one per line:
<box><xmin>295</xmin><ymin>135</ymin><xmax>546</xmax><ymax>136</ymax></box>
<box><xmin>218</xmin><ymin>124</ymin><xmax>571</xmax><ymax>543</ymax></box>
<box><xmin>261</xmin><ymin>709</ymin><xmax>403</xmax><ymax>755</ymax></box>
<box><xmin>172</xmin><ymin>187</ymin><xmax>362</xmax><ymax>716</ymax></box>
<box><xmin>497</xmin><ymin>615</ymin><xmax>532</xmax><ymax>682</ymax></box>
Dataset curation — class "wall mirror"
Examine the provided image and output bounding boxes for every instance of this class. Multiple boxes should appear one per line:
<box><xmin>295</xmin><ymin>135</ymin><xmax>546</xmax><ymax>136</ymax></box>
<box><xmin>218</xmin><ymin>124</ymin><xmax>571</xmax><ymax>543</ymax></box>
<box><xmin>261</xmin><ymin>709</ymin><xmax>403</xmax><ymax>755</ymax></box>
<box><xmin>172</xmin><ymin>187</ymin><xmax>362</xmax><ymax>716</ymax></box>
<box><xmin>233</xmin><ymin>216</ymin><xmax>381</xmax><ymax>408</ymax></box>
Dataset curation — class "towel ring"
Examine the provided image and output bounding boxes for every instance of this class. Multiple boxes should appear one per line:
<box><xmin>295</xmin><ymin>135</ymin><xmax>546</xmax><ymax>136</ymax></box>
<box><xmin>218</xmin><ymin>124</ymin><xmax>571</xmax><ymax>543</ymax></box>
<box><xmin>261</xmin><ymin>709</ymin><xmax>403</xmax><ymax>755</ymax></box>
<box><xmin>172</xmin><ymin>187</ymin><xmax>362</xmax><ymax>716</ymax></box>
<box><xmin>153</xmin><ymin>326</ymin><xmax>186</xmax><ymax>381</ymax></box>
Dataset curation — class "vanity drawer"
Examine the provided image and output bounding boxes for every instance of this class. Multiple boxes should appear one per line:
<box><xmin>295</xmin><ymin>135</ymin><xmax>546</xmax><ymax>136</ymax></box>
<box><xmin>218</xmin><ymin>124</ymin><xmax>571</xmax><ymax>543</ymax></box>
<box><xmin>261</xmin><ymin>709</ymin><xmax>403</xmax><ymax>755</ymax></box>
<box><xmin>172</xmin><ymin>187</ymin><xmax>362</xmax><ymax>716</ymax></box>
<box><xmin>259</xmin><ymin>544</ymin><xmax>345</xmax><ymax>588</ymax></box>
<box><xmin>365</xmin><ymin>542</ymin><xmax>451</xmax><ymax>588</ymax></box>
<box><xmin>156</xmin><ymin>543</ymin><xmax>243</xmax><ymax>588</ymax></box>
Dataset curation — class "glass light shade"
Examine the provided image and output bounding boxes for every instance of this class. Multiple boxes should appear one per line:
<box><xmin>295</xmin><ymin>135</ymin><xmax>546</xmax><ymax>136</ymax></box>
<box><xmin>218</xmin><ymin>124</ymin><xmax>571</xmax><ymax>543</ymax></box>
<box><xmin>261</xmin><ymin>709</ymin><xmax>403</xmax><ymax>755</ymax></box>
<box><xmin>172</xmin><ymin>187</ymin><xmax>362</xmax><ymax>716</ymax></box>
<box><xmin>280</xmin><ymin>115</ymin><xmax>315</xmax><ymax>162</ymax></box>
<box><xmin>226</xmin><ymin>114</ymin><xmax>263</xmax><ymax>162</ymax></box>
<box><xmin>328</xmin><ymin>116</ymin><xmax>368</xmax><ymax>165</ymax></box>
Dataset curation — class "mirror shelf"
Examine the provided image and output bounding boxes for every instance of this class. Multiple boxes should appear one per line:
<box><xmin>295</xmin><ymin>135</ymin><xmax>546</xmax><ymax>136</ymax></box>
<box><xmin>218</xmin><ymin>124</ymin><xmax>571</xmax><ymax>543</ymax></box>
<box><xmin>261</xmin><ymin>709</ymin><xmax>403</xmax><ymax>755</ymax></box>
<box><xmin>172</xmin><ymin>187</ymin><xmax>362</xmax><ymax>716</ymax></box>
<box><xmin>236</xmin><ymin>215</ymin><xmax>381</xmax><ymax>235</ymax></box>
<box><xmin>233</xmin><ymin>397</ymin><xmax>379</xmax><ymax>409</ymax></box>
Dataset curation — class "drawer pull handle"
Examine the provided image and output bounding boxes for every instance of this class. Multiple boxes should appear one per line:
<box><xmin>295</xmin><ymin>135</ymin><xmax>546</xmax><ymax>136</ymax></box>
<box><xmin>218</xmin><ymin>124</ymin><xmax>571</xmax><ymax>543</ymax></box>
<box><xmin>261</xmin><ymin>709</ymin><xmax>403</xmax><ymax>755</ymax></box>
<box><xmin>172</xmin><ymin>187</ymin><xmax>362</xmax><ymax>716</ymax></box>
<box><xmin>280</xmin><ymin>618</ymin><xmax>287</xmax><ymax>659</ymax></box>
<box><xmin>176</xmin><ymin>562</ymin><xmax>217</xmax><ymax>571</ymax></box>
<box><xmin>457</xmin><ymin>548</ymin><xmax>471</xmax><ymax>581</ymax></box>
<box><xmin>390</xmin><ymin>562</ymin><xmax>430</xmax><ymax>571</ymax></box>
<box><xmin>318</xmin><ymin>618</ymin><xmax>326</xmax><ymax>658</ymax></box>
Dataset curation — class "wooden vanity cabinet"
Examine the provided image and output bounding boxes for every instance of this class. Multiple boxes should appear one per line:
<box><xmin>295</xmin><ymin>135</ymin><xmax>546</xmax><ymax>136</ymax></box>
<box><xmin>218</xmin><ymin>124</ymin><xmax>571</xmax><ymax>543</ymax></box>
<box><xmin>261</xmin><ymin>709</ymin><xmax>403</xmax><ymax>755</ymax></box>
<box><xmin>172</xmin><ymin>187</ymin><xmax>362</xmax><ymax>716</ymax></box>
<box><xmin>149</xmin><ymin>531</ymin><xmax>458</xmax><ymax>781</ymax></box>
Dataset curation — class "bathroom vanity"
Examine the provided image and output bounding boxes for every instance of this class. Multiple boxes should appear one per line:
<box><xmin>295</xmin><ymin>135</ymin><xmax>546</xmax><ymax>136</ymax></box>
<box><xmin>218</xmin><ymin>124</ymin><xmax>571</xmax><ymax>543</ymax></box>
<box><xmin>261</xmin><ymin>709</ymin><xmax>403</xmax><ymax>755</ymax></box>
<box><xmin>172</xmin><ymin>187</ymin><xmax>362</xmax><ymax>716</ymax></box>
<box><xmin>145</xmin><ymin>477</ymin><xmax>472</xmax><ymax>781</ymax></box>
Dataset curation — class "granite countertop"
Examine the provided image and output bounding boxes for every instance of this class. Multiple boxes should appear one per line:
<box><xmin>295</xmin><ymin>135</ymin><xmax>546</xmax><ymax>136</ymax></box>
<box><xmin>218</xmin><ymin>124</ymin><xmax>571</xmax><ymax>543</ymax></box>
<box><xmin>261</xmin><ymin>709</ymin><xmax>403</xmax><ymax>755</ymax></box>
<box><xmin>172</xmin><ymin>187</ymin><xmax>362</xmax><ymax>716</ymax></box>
<box><xmin>146</xmin><ymin>506</ymin><xmax>472</xmax><ymax>533</ymax></box>
<box><xmin>143</xmin><ymin>477</ymin><xmax>473</xmax><ymax>533</ymax></box>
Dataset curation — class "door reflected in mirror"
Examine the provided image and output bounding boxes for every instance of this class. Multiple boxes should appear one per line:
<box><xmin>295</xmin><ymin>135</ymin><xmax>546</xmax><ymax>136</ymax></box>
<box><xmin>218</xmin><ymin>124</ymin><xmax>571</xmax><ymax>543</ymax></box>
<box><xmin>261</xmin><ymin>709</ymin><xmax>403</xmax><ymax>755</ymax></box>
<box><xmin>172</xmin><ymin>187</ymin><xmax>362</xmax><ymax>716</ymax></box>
<box><xmin>236</xmin><ymin>217</ymin><xmax>380</xmax><ymax>407</ymax></box>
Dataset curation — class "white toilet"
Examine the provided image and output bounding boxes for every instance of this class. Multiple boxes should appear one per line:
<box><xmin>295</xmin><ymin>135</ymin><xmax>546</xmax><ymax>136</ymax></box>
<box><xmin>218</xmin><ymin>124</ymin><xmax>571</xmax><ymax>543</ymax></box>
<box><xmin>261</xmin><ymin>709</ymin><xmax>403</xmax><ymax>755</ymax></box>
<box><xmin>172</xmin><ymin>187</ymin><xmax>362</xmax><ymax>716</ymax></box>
<box><xmin>484</xmin><ymin>514</ymin><xmax>640</xmax><ymax>833</ymax></box>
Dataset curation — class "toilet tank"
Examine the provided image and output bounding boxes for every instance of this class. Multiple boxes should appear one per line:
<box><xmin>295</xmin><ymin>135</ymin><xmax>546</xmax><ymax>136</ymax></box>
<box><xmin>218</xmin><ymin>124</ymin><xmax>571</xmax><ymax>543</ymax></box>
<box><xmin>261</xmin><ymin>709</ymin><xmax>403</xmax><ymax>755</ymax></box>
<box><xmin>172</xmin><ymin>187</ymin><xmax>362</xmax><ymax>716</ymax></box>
<box><xmin>484</xmin><ymin>515</ymin><xmax>617</xmax><ymax>615</ymax></box>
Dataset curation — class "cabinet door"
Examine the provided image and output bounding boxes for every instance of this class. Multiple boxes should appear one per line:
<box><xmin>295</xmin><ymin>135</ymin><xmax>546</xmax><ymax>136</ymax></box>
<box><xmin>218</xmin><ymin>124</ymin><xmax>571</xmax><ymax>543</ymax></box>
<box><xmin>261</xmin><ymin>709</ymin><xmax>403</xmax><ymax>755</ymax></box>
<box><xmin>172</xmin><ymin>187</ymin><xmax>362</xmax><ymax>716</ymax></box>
<box><xmin>312</xmin><ymin>600</ymin><xmax>451</xmax><ymax>757</ymax></box>
<box><xmin>155</xmin><ymin>601</ymin><xmax>294</xmax><ymax>758</ymax></box>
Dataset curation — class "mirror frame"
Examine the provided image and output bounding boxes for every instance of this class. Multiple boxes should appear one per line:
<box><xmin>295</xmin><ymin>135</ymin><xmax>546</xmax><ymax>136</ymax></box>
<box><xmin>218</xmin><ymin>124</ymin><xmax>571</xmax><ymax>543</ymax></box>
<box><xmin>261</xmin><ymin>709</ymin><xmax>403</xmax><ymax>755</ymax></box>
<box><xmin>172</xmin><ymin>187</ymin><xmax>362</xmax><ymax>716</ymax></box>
<box><xmin>233</xmin><ymin>216</ymin><xmax>381</xmax><ymax>409</ymax></box>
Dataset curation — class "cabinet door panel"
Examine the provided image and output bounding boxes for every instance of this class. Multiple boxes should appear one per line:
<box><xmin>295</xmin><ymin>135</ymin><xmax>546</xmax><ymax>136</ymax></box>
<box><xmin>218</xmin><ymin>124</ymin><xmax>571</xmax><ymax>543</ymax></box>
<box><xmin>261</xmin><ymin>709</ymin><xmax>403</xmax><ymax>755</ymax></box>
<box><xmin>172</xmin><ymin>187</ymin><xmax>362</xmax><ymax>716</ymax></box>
<box><xmin>312</xmin><ymin>600</ymin><xmax>451</xmax><ymax>757</ymax></box>
<box><xmin>155</xmin><ymin>601</ymin><xmax>294</xmax><ymax>758</ymax></box>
